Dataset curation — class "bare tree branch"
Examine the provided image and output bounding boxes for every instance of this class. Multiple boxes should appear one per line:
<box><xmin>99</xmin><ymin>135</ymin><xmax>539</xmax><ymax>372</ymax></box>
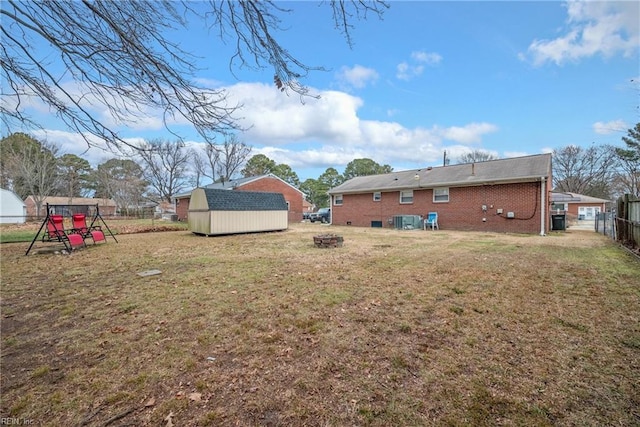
<box><xmin>137</xmin><ymin>139</ymin><xmax>190</xmax><ymax>202</ymax></box>
<box><xmin>1</xmin><ymin>1</ymin><xmax>387</xmax><ymax>150</ymax></box>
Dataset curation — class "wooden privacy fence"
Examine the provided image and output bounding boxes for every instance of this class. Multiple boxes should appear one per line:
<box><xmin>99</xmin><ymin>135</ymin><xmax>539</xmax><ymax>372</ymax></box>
<box><xmin>615</xmin><ymin>195</ymin><xmax>640</xmax><ymax>253</ymax></box>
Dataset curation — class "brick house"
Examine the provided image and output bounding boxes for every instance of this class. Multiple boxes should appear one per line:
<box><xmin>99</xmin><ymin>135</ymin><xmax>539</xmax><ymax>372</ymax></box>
<box><xmin>174</xmin><ymin>174</ymin><xmax>305</xmax><ymax>222</ymax></box>
<box><xmin>550</xmin><ymin>192</ymin><xmax>609</xmax><ymax>221</ymax></box>
<box><xmin>327</xmin><ymin>153</ymin><xmax>553</xmax><ymax>235</ymax></box>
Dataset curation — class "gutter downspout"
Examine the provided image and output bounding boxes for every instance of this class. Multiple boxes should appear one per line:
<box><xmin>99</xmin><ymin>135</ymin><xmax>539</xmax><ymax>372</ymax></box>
<box><xmin>540</xmin><ymin>177</ymin><xmax>546</xmax><ymax>236</ymax></box>
<box><xmin>329</xmin><ymin>194</ymin><xmax>333</xmax><ymax>225</ymax></box>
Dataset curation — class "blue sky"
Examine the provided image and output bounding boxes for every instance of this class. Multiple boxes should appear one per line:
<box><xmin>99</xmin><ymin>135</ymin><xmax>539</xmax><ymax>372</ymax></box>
<box><xmin>10</xmin><ymin>1</ymin><xmax>640</xmax><ymax>182</ymax></box>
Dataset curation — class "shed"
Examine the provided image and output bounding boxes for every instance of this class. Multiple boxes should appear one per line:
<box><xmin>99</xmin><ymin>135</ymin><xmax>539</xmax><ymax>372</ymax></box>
<box><xmin>188</xmin><ymin>188</ymin><xmax>288</xmax><ymax>236</ymax></box>
<box><xmin>175</xmin><ymin>174</ymin><xmax>305</xmax><ymax>222</ymax></box>
<box><xmin>0</xmin><ymin>188</ymin><xmax>26</xmax><ymax>224</ymax></box>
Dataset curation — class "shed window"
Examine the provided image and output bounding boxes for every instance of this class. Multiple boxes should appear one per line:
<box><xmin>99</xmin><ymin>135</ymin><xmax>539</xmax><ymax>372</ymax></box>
<box><xmin>373</xmin><ymin>192</ymin><xmax>381</xmax><ymax>202</ymax></box>
<box><xmin>433</xmin><ymin>187</ymin><xmax>449</xmax><ymax>203</ymax></box>
<box><xmin>334</xmin><ymin>194</ymin><xmax>343</xmax><ymax>206</ymax></box>
<box><xmin>400</xmin><ymin>190</ymin><xmax>413</xmax><ymax>204</ymax></box>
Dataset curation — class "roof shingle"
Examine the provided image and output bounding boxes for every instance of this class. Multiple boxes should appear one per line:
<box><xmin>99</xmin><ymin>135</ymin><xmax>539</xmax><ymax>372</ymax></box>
<box><xmin>328</xmin><ymin>154</ymin><xmax>552</xmax><ymax>194</ymax></box>
<box><xmin>202</xmin><ymin>188</ymin><xmax>288</xmax><ymax>211</ymax></box>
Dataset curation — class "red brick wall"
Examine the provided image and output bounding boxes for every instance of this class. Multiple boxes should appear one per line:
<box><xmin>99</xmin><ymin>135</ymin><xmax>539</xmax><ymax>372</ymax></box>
<box><xmin>332</xmin><ymin>181</ymin><xmax>547</xmax><ymax>234</ymax></box>
<box><xmin>237</xmin><ymin>177</ymin><xmax>303</xmax><ymax>222</ymax></box>
<box><xmin>175</xmin><ymin>197</ymin><xmax>189</xmax><ymax>221</ymax></box>
<box><xmin>564</xmin><ymin>202</ymin><xmax>605</xmax><ymax>217</ymax></box>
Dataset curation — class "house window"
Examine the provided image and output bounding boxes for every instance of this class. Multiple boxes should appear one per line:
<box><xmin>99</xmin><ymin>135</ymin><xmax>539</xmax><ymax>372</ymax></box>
<box><xmin>551</xmin><ymin>202</ymin><xmax>566</xmax><ymax>211</ymax></box>
<box><xmin>334</xmin><ymin>194</ymin><xmax>343</xmax><ymax>206</ymax></box>
<box><xmin>400</xmin><ymin>190</ymin><xmax>413</xmax><ymax>204</ymax></box>
<box><xmin>433</xmin><ymin>187</ymin><xmax>449</xmax><ymax>203</ymax></box>
<box><xmin>373</xmin><ymin>192</ymin><xmax>381</xmax><ymax>202</ymax></box>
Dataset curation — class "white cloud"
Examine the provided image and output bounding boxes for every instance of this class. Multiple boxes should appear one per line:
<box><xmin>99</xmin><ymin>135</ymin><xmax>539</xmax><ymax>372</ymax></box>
<box><xmin>396</xmin><ymin>50</ymin><xmax>442</xmax><ymax>81</ymax></box>
<box><xmin>411</xmin><ymin>51</ymin><xmax>442</xmax><ymax>66</ymax></box>
<box><xmin>523</xmin><ymin>1</ymin><xmax>639</xmax><ymax>66</ymax></box>
<box><xmin>593</xmin><ymin>119</ymin><xmax>628</xmax><ymax>134</ymax></box>
<box><xmin>436</xmin><ymin>123</ymin><xmax>499</xmax><ymax>144</ymax></box>
<box><xmin>30</xmin><ymin>129</ymin><xmax>119</xmax><ymax>166</ymax></box>
<box><xmin>172</xmin><ymin>83</ymin><xmax>500</xmax><ymax>172</ymax></box>
<box><xmin>17</xmin><ymin>79</ymin><xmax>499</xmax><ymax>179</ymax></box>
<box><xmin>503</xmin><ymin>151</ymin><xmax>532</xmax><ymax>158</ymax></box>
<box><xmin>225</xmin><ymin>83</ymin><xmax>364</xmax><ymax>145</ymax></box>
<box><xmin>336</xmin><ymin>65</ymin><xmax>379</xmax><ymax>89</ymax></box>
<box><xmin>221</xmin><ymin>83</ymin><xmax>499</xmax><ymax>170</ymax></box>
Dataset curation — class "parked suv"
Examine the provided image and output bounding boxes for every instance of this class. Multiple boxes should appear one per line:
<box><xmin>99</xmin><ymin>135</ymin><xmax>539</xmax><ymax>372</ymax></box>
<box><xmin>309</xmin><ymin>208</ymin><xmax>331</xmax><ymax>223</ymax></box>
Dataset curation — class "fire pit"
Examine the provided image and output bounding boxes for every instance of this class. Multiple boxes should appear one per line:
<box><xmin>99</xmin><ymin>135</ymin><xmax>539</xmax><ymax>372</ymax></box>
<box><xmin>313</xmin><ymin>234</ymin><xmax>344</xmax><ymax>248</ymax></box>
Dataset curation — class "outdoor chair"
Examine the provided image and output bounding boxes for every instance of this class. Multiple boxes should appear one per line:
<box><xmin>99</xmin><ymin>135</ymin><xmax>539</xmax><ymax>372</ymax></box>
<box><xmin>44</xmin><ymin>214</ymin><xmax>85</xmax><ymax>250</ymax></box>
<box><xmin>424</xmin><ymin>212</ymin><xmax>439</xmax><ymax>230</ymax></box>
<box><xmin>44</xmin><ymin>215</ymin><xmax>67</xmax><ymax>241</ymax></box>
<box><xmin>72</xmin><ymin>213</ymin><xmax>106</xmax><ymax>243</ymax></box>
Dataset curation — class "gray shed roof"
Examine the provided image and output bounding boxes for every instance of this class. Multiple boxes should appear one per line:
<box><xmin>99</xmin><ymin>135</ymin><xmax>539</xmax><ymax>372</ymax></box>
<box><xmin>328</xmin><ymin>153</ymin><xmax>552</xmax><ymax>194</ymax></box>
<box><xmin>201</xmin><ymin>188</ymin><xmax>288</xmax><ymax>211</ymax></box>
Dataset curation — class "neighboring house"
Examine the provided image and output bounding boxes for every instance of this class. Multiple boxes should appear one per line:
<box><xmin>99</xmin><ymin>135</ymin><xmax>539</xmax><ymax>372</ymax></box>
<box><xmin>550</xmin><ymin>192</ymin><xmax>609</xmax><ymax>220</ymax></box>
<box><xmin>24</xmin><ymin>196</ymin><xmax>117</xmax><ymax>218</ymax></box>
<box><xmin>0</xmin><ymin>188</ymin><xmax>26</xmax><ymax>224</ymax></box>
<box><xmin>188</xmin><ymin>188</ymin><xmax>288</xmax><ymax>236</ymax></box>
<box><xmin>327</xmin><ymin>153</ymin><xmax>553</xmax><ymax>235</ymax></box>
<box><xmin>174</xmin><ymin>174</ymin><xmax>304</xmax><ymax>222</ymax></box>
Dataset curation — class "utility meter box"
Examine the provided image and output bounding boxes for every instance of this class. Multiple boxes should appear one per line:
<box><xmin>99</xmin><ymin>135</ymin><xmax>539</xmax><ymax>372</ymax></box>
<box><xmin>506</xmin><ymin>211</ymin><xmax>515</xmax><ymax>218</ymax></box>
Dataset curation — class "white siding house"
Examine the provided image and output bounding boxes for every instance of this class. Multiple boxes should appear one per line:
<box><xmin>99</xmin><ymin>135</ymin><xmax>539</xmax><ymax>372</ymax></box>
<box><xmin>0</xmin><ymin>188</ymin><xmax>26</xmax><ymax>224</ymax></box>
<box><xmin>188</xmin><ymin>188</ymin><xmax>288</xmax><ymax>236</ymax></box>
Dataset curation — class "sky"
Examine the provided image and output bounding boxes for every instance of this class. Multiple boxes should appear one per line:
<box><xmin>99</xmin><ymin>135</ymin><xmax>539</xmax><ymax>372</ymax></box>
<box><xmin>6</xmin><ymin>1</ymin><xmax>640</xmax><ymax>182</ymax></box>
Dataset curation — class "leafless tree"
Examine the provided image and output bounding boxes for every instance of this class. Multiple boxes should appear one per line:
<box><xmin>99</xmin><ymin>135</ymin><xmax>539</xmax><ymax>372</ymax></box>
<box><xmin>552</xmin><ymin>144</ymin><xmax>619</xmax><ymax>199</ymax></box>
<box><xmin>0</xmin><ymin>133</ymin><xmax>60</xmax><ymax>216</ymax></box>
<box><xmin>215</xmin><ymin>135</ymin><xmax>252</xmax><ymax>183</ymax></box>
<box><xmin>190</xmin><ymin>140</ymin><xmax>222</xmax><ymax>186</ymax></box>
<box><xmin>1</xmin><ymin>1</ymin><xmax>388</xmax><ymax>150</ymax></box>
<box><xmin>137</xmin><ymin>139</ymin><xmax>191</xmax><ymax>203</ymax></box>
<box><xmin>189</xmin><ymin>148</ymin><xmax>208</xmax><ymax>188</ymax></box>
<box><xmin>456</xmin><ymin>149</ymin><xmax>498</xmax><ymax>164</ymax></box>
<box><xmin>93</xmin><ymin>158</ymin><xmax>148</xmax><ymax>214</ymax></box>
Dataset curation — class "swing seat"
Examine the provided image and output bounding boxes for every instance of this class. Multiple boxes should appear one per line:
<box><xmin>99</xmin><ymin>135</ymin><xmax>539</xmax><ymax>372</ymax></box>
<box><xmin>44</xmin><ymin>214</ymin><xmax>86</xmax><ymax>250</ymax></box>
<box><xmin>67</xmin><ymin>232</ymin><xmax>86</xmax><ymax>248</ymax></box>
<box><xmin>90</xmin><ymin>229</ymin><xmax>106</xmax><ymax>243</ymax></box>
<box><xmin>44</xmin><ymin>215</ymin><xmax>66</xmax><ymax>241</ymax></box>
<box><xmin>72</xmin><ymin>214</ymin><xmax>105</xmax><ymax>243</ymax></box>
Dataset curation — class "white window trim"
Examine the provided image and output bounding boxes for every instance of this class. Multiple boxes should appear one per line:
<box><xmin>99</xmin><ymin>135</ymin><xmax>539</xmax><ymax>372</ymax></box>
<box><xmin>334</xmin><ymin>194</ymin><xmax>343</xmax><ymax>206</ymax></box>
<box><xmin>433</xmin><ymin>187</ymin><xmax>449</xmax><ymax>203</ymax></box>
<box><xmin>400</xmin><ymin>190</ymin><xmax>414</xmax><ymax>204</ymax></box>
<box><xmin>373</xmin><ymin>192</ymin><xmax>381</xmax><ymax>202</ymax></box>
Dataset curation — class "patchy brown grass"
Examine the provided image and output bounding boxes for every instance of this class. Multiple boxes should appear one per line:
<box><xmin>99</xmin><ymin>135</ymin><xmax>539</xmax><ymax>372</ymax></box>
<box><xmin>1</xmin><ymin>223</ymin><xmax>639</xmax><ymax>426</ymax></box>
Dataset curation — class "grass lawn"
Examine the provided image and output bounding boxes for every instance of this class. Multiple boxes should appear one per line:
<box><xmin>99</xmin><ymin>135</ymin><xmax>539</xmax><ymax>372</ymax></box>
<box><xmin>1</xmin><ymin>223</ymin><xmax>638</xmax><ymax>426</ymax></box>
